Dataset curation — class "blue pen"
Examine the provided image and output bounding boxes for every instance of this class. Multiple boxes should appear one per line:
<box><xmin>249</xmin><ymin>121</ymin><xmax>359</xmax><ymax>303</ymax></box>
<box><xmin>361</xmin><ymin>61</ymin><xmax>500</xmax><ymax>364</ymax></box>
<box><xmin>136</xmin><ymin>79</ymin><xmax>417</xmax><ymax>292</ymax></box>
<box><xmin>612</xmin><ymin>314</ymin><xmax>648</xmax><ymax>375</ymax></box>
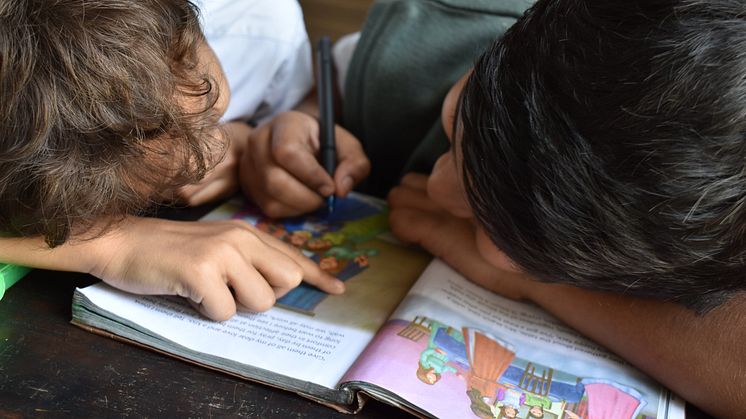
<box><xmin>316</xmin><ymin>36</ymin><xmax>336</xmax><ymax>213</ymax></box>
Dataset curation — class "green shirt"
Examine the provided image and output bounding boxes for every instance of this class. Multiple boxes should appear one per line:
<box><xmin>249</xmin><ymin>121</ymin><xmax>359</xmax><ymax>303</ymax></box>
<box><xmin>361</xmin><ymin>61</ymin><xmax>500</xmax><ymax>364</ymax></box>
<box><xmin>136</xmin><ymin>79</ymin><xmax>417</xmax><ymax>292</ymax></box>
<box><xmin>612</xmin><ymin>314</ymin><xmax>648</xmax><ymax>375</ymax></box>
<box><xmin>343</xmin><ymin>0</ymin><xmax>533</xmax><ymax>197</ymax></box>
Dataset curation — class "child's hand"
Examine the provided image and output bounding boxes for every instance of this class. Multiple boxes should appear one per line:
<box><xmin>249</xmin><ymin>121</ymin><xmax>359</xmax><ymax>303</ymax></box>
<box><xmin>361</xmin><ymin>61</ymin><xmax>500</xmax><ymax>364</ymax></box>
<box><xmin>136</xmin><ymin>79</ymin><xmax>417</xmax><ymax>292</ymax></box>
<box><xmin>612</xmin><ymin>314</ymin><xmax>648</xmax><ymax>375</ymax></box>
<box><xmin>177</xmin><ymin>121</ymin><xmax>252</xmax><ymax>207</ymax></box>
<box><xmin>240</xmin><ymin>111</ymin><xmax>370</xmax><ymax>218</ymax></box>
<box><xmin>88</xmin><ymin>216</ymin><xmax>345</xmax><ymax>321</ymax></box>
<box><xmin>387</xmin><ymin>173</ymin><xmax>530</xmax><ymax>301</ymax></box>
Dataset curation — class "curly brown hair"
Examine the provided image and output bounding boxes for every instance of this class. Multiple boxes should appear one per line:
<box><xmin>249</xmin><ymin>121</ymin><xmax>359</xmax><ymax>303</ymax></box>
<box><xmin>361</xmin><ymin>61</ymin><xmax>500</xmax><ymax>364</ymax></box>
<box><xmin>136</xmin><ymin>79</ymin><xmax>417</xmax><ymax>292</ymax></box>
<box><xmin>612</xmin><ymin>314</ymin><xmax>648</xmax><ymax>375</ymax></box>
<box><xmin>0</xmin><ymin>0</ymin><xmax>223</xmax><ymax>246</ymax></box>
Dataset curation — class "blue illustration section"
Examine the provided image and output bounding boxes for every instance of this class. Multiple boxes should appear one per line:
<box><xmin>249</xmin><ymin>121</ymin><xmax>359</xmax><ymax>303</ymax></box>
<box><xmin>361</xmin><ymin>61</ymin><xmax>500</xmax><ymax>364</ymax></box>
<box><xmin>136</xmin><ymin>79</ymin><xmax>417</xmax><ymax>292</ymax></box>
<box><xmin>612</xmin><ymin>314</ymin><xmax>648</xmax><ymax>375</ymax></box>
<box><xmin>433</xmin><ymin>327</ymin><xmax>469</xmax><ymax>370</ymax></box>
<box><xmin>500</xmin><ymin>365</ymin><xmax>586</xmax><ymax>403</ymax></box>
<box><xmin>277</xmin><ymin>252</ymin><xmax>369</xmax><ymax>312</ymax></box>
<box><xmin>232</xmin><ymin>194</ymin><xmax>388</xmax><ymax>315</ymax></box>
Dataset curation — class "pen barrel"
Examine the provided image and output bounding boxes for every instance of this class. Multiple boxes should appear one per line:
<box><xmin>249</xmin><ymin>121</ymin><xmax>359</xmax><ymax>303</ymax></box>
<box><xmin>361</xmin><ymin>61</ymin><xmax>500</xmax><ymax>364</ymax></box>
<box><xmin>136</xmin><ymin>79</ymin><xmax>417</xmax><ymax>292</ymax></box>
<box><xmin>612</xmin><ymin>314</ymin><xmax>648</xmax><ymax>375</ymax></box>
<box><xmin>320</xmin><ymin>147</ymin><xmax>336</xmax><ymax>176</ymax></box>
<box><xmin>316</xmin><ymin>36</ymin><xmax>336</xmax><ymax>177</ymax></box>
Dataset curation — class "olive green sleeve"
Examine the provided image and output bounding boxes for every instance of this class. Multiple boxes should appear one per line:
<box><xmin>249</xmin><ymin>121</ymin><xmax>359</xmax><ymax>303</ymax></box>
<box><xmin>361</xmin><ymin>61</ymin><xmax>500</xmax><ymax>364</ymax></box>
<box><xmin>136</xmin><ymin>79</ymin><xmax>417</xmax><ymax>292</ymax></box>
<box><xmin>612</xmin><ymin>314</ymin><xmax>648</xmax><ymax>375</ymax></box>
<box><xmin>343</xmin><ymin>0</ymin><xmax>533</xmax><ymax>197</ymax></box>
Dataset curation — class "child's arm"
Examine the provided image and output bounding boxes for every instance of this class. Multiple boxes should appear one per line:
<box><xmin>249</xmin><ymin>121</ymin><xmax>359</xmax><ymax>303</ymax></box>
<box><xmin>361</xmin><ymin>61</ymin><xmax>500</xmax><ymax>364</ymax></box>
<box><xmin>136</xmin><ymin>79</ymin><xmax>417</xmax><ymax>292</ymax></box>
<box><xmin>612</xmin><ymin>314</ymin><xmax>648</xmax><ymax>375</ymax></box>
<box><xmin>528</xmin><ymin>281</ymin><xmax>745</xmax><ymax>419</ymax></box>
<box><xmin>0</xmin><ymin>216</ymin><xmax>344</xmax><ymax>320</ymax></box>
<box><xmin>387</xmin><ymin>174</ymin><xmax>745</xmax><ymax>418</ymax></box>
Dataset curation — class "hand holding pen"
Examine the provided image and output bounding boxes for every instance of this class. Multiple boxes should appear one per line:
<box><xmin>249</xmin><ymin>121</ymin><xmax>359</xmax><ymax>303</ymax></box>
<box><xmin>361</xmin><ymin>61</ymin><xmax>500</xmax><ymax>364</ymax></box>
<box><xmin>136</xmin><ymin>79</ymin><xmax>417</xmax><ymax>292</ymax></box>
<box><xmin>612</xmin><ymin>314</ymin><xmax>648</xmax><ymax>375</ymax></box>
<box><xmin>237</xmin><ymin>38</ymin><xmax>370</xmax><ymax>218</ymax></box>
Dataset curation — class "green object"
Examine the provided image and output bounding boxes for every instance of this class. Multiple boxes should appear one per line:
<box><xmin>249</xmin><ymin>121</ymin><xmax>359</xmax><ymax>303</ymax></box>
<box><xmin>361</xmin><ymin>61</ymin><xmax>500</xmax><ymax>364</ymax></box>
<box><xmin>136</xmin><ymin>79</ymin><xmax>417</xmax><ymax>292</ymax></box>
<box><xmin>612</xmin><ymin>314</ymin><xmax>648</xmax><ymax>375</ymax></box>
<box><xmin>0</xmin><ymin>263</ymin><xmax>31</xmax><ymax>300</ymax></box>
<box><xmin>343</xmin><ymin>0</ymin><xmax>533</xmax><ymax>197</ymax></box>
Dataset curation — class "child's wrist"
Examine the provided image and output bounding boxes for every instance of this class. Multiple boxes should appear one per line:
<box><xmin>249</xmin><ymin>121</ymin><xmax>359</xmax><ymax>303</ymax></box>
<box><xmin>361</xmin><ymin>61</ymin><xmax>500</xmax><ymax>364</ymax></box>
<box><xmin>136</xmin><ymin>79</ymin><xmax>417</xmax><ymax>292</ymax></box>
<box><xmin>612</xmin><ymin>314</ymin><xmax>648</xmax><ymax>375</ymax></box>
<box><xmin>71</xmin><ymin>217</ymin><xmax>136</xmax><ymax>277</ymax></box>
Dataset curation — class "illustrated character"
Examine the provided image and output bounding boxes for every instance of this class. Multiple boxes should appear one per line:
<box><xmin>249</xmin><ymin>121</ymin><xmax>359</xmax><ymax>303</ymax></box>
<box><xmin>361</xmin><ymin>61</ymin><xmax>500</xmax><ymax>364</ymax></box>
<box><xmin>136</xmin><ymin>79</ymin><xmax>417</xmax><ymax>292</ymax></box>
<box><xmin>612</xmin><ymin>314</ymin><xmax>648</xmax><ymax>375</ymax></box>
<box><xmin>490</xmin><ymin>387</ymin><xmax>525</xmax><ymax>419</ymax></box>
<box><xmin>319</xmin><ymin>256</ymin><xmax>339</xmax><ymax>272</ymax></box>
<box><xmin>317</xmin><ymin>245</ymin><xmax>378</xmax><ymax>275</ymax></box>
<box><xmin>527</xmin><ymin>405</ymin><xmax>544</xmax><ymax>418</ymax></box>
<box><xmin>522</xmin><ymin>391</ymin><xmax>552</xmax><ymax>418</ymax></box>
<box><xmin>353</xmin><ymin>254</ymin><xmax>369</xmax><ymax>267</ymax></box>
<box><xmin>255</xmin><ymin>218</ymin><xmax>287</xmax><ymax>240</ymax></box>
<box><xmin>288</xmin><ymin>230</ymin><xmax>311</xmax><ymax>247</ymax></box>
<box><xmin>416</xmin><ymin>320</ymin><xmax>464</xmax><ymax>385</ymax></box>
<box><xmin>306</xmin><ymin>237</ymin><xmax>333</xmax><ymax>251</ymax></box>
<box><xmin>493</xmin><ymin>404</ymin><xmax>518</xmax><ymax>419</ymax></box>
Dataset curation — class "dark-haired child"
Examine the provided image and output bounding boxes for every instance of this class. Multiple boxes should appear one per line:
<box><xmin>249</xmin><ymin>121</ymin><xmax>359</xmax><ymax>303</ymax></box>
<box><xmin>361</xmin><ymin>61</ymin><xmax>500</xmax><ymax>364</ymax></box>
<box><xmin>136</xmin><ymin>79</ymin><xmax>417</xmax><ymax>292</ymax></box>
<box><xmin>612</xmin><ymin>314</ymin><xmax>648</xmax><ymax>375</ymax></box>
<box><xmin>246</xmin><ymin>0</ymin><xmax>746</xmax><ymax>415</ymax></box>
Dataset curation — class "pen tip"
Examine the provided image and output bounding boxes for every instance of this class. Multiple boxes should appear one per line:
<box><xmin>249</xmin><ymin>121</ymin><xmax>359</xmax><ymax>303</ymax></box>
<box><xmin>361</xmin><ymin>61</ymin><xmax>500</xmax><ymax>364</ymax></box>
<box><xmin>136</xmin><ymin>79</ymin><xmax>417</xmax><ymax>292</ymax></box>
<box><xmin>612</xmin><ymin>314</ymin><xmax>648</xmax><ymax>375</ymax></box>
<box><xmin>327</xmin><ymin>196</ymin><xmax>335</xmax><ymax>213</ymax></box>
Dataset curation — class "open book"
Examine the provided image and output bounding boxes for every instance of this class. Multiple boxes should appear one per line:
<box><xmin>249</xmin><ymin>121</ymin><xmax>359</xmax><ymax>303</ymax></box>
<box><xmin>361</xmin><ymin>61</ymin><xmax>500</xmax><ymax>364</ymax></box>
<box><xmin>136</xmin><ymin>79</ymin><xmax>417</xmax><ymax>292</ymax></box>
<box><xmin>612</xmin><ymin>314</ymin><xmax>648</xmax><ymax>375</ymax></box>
<box><xmin>72</xmin><ymin>194</ymin><xmax>685</xmax><ymax>419</ymax></box>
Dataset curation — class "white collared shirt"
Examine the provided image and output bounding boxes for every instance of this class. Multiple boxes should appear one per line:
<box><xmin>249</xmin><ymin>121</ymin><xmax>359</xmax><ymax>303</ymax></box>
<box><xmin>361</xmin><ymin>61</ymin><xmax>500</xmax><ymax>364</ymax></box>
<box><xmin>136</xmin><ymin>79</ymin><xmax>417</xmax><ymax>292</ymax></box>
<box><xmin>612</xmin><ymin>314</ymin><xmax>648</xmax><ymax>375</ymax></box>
<box><xmin>195</xmin><ymin>0</ymin><xmax>313</xmax><ymax>125</ymax></box>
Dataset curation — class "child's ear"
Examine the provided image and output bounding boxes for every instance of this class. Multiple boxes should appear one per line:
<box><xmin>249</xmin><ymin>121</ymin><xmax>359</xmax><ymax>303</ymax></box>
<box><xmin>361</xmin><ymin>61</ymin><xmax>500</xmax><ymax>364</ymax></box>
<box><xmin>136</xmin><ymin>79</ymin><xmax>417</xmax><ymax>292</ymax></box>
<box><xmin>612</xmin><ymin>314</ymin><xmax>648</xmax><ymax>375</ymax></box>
<box><xmin>475</xmin><ymin>228</ymin><xmax>523</xmax><ymax>274</ymax></box>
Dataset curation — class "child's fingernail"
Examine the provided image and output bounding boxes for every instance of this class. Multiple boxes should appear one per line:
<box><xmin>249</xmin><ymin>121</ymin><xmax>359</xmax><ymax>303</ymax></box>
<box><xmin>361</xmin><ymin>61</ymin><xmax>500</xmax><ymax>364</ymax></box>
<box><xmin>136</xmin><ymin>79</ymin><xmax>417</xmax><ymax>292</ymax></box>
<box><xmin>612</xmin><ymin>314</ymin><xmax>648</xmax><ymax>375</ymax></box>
<box><xmin>319</xmin><ymin>184</ymin><xmax>334</xmax><ymax>196</ymax></box>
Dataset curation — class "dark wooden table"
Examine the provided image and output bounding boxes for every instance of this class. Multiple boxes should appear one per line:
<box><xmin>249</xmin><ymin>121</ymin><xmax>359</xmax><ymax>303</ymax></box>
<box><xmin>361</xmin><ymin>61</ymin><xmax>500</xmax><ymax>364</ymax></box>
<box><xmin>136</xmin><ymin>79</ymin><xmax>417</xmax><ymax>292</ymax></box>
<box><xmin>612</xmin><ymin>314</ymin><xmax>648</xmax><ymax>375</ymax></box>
<box><xmin>0</xmin><ymin>272</ymin><xmax>715</xmax><ymax>419</ymax></box>
<box><xmin>0</xmin><ymin>268</ymin><xmax>414</xmax><ymax>418</ymax></box>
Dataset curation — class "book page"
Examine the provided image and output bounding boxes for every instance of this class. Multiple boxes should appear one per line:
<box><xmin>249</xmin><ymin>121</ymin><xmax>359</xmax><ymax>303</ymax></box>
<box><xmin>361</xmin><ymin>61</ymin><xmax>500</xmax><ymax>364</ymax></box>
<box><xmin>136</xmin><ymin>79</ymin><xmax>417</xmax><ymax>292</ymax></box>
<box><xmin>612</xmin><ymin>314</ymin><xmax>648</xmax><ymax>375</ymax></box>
<box><xmin>75</xmin><ymin>194</ymin><xmax>430</xmax><ymax>391</ymax></box>
<box><xmin>78</xmin><ymin>284</ymin><xmax>378</xmax><ymax>389</ymax></box>
<box><xmin>342</xmin><ymin>259</ymin><xmax>684</xmax><ymax>419</ymax></box>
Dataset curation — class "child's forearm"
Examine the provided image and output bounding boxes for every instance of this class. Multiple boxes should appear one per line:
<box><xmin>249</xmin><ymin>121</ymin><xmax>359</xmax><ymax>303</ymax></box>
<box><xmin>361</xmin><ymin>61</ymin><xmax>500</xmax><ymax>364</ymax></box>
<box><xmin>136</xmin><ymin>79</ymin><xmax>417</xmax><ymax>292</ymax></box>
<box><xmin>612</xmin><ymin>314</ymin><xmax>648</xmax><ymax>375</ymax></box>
<box><xmin>0</xmin><ymin>215</ymin><xmax>343</xmax><ymax>321</ymax></box>
<box><xmin>529</xmin><ymin>283</ymin><xmax>746</xmax><ymax>417</ymax></box>
<box><xmin>0</xmin><ymin>231</ymin><xmax>105</xmax><ymax>274</ymax></box>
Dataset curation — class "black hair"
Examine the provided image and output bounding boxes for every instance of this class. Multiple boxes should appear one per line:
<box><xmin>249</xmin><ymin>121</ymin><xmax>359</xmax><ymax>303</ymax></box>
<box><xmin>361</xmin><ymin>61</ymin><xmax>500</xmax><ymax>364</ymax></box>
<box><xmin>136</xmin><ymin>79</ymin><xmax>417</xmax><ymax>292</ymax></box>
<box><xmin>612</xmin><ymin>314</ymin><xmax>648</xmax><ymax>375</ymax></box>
<box><xmin>461</xmin><ymin>0</ymin><xmax>746</xmax><ymax>312</ymax></box>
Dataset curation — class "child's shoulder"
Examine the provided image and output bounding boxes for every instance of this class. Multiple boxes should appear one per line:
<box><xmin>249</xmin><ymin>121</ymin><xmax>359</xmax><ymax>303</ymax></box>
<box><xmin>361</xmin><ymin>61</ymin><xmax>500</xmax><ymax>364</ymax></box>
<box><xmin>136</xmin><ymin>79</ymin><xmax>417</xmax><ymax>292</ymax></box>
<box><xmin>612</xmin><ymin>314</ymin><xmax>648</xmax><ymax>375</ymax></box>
<box><xmin>195</xmin><ymin>0</ymin><xmax>304</xmax><ymax>42</ymax></box>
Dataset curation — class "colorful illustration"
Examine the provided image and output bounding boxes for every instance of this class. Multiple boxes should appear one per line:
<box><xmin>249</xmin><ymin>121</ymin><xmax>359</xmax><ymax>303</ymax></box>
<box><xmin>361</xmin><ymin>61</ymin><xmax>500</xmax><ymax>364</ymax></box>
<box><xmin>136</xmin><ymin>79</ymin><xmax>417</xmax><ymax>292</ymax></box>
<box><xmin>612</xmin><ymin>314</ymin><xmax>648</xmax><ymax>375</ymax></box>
<box><xmin>463</xmin><ymin>327</ymin><xmax>517</xmax><ymax>418</ymax></box>
<box><xmin>231</xmin><ymin>195</ymin><xmax>388</xmax><ymax>315</ymax></box>
<box><xmin>414</xmin><ymin>318</ymin><xmax>467</xmax><ymax>385</ymax></box>
<box><xmin>343</xmin><ymin>316</ymin><xmax>658</xmax><ymax>419</ymax></box>
<box><xmin>563</xmin><ymin>379</ymin><xmax>646</xmax><ymax>419</ymax></box>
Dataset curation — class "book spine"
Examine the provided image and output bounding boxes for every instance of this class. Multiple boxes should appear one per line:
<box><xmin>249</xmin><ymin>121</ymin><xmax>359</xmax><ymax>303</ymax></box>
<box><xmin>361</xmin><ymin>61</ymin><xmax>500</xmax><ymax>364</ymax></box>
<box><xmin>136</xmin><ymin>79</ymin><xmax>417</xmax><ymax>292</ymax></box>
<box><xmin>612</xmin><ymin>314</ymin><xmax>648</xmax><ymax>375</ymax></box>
<box><xmin>0</xmin><ymin>263</ymin><xmax>31</xmax><ymax>300</ymax></box>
